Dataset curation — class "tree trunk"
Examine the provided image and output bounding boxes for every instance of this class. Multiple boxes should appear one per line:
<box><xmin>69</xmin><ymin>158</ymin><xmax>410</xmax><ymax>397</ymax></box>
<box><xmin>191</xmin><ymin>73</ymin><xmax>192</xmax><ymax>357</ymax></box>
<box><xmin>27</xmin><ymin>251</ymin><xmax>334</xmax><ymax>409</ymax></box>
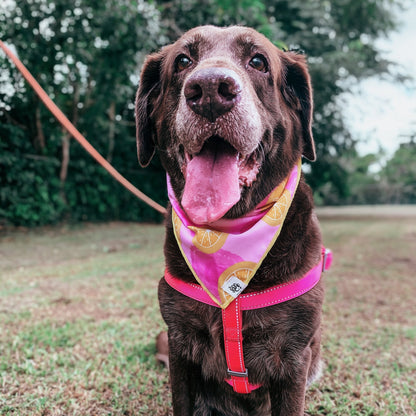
<box><xmin>35</xmin><ymin>103</ymin><xmax>46</xmax><ymax>150</ymax></box>
<box><xmin>59</xmin><ymin>81</ymin><xmax>80</xmax><ymax>207</ymax></box>
<box><xmin>59</xmin><ymin>131</ymin><xmax>70</xmax><ymax>206</ymax></box>
<box><xmin>107</xmin><ymin>101</ymin><xmax>116</xmax><ymax>163</ymax></box>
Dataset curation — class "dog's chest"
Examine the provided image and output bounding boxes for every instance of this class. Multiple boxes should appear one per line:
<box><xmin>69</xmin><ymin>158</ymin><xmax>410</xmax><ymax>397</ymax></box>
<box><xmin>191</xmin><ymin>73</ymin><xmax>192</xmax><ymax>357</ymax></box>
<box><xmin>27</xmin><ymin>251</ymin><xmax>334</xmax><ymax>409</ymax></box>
<box><xmin>159</xmin><ymin>284</ymin><xmax>296</xmax><ymax>381</ymax></box>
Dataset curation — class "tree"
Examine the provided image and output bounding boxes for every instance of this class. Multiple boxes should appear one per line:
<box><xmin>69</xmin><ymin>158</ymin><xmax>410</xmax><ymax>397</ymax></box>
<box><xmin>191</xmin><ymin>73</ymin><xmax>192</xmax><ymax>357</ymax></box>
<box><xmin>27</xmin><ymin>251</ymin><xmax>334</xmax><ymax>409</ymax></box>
<box><xmin>0</xmin><ymin>0</ymin><xmax>166</xmax><ymax>225</ymax></box>
<box><xmin>379</xmin><ymin>139</ymin><xmax>416</xmax><ymax>203</ymax></box>
<box><xmin>0</xmin><ymin>0</ymin><xmax>408</xmax><ymax>226</ymax></box>
<box><xmin>343</xmin><ymin>151</ymin><xmax>381</xmax><ymax>205</ymax></box>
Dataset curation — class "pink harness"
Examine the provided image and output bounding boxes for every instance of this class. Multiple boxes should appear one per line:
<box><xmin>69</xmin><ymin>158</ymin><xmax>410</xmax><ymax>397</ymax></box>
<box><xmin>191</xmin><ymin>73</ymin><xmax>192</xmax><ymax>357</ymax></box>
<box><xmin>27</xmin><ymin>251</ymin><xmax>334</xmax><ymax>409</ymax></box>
<box><xmin>165</xmin><ymin>247</ymin><xmax>333</xmax><ymax>394</ymax></box>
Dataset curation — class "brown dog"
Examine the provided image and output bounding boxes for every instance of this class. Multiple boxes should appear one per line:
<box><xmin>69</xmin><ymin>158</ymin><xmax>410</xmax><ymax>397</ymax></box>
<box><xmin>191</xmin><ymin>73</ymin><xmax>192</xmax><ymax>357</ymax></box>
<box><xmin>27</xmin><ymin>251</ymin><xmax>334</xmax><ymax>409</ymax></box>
<box><xmin>136</xmin><ymin>26</ymin><xmax>324</xmax><ymax>416</ymax></box>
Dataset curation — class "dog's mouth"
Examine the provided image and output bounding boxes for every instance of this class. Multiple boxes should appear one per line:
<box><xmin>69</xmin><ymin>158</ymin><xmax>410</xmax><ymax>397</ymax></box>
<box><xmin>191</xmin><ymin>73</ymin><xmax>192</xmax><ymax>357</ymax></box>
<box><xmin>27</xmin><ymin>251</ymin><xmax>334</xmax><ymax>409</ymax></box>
<box><xmin>180</xmin><ymin>136</ymin><xmax>260</xmax><ymax>224</ymax></box>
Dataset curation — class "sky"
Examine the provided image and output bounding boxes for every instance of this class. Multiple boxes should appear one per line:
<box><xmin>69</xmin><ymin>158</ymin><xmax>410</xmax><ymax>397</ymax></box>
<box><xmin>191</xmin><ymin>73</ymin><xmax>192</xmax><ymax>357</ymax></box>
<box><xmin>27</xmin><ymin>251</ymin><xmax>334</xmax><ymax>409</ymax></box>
<box><xmin>345</xmin><ymin>2</ymin><xmax>416</xmax><ymax>157</ymax></box>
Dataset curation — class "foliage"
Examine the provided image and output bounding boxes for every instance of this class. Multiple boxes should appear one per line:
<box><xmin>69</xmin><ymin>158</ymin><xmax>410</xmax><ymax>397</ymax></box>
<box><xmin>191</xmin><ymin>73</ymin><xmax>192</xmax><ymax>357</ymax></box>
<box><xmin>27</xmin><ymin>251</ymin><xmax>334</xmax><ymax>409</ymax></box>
<box><xmin>339</xmin><ymin>140</ymin><xmax>416</xmax><ymax>205</ymax></box>
<box><xmin>0</xmin><ymin>0</ymin><xmax>166</xmax><ymax>225</ymax></box>
<box><xmin>343</xmin><ymin>152</ymin><xmax>382</xmax><ymax>205</ymax></box>
<box><xmin>378</xmin><ymin>141</ymin><xmax>416</xmax><ymax>203</ymax></box>
<box><xmin>0</xmin><ymin>0</ymin><xmax>410</xmax><ymax>226</ymax></box>
<box><xmin>0</xmin><ymin>123</ymin><xmax>64</xmax><ymax>225</ymax></box>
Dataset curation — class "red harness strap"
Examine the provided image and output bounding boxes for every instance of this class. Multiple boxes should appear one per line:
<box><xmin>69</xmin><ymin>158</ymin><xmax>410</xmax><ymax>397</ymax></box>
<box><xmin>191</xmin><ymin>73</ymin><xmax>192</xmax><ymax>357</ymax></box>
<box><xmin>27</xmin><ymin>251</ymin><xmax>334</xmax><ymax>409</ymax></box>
<box><xmin>222</xmin><ymin>297</ymin><xmax>262</xmax><ymax>393</ymax></box>
<box><xmin>164</xmin><ymin>248</ymin><xmax>332</xmax><ymax>394</ymax></box>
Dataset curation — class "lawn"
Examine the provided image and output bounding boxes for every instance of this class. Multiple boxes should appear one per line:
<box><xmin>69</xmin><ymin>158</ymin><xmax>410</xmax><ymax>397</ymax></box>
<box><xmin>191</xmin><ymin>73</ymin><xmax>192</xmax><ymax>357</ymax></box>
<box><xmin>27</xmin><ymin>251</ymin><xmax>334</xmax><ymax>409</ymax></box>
<box><xmin>0</xmin><ymin>214</ymin><xmax>415</xmax><ymax>415</ymax></box>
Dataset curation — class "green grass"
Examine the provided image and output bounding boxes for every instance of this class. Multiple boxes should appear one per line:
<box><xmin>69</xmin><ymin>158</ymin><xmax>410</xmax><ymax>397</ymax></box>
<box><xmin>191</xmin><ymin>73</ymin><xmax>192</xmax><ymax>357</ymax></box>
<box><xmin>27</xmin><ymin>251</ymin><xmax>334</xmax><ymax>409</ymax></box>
<box><xmin>0</xmin><ymin>218</ymin><xmax>415</xmax><ymax>415</ymax></box>
<box><xmin>0</xmin><ymin>223</ymin><xmax>170</xmax><ymax>415</ymax></box>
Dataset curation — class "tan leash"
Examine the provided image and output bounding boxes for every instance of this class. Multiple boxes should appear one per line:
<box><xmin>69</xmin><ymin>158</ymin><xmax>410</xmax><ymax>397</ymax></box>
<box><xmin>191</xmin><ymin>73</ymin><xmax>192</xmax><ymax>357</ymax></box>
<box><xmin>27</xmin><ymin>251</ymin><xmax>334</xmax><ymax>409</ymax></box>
<box><xmin>0</xmin><ymin>40</ymin><xmax>167</xmax><ymax>216</ymax></box>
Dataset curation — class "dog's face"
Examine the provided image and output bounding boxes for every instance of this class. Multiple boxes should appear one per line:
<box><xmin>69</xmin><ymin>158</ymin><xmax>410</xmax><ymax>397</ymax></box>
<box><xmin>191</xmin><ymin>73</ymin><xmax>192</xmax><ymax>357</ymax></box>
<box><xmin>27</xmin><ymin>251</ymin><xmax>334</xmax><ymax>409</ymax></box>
<box><xmin>136</xmin><ymin>26</ymin><xmax>315</xmax><ymax>224</ymax></box>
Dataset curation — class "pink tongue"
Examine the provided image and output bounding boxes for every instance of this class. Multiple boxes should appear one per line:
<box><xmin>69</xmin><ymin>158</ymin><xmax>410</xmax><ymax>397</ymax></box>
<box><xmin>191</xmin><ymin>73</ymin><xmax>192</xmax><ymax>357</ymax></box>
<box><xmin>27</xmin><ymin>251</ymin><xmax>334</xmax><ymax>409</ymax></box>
<box><xmin>182</xmin><ymin>143</ymin><xmax>240</xmax><ymax>225</ymax></box>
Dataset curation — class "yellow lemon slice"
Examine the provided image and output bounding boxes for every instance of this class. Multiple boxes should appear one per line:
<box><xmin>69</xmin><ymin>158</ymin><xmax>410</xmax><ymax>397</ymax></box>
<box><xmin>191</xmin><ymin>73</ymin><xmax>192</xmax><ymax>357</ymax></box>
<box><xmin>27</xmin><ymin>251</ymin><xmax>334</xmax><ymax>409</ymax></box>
<box><xmin>218</xmin><ymin>261</ymin><xmax>257</xmax><ymax>305</ymax></box>
<box><xmin>266</xmin><ymin>180</ymin><xmax>286</xmax><ymax>204</ymax></box>
<box><xmin>263</xmin><ymin>189</ymin><xmax>290</xmax><ymax>226</ymax></box>
<box><xmin>190</xmin><ymin>227</ymin><xmax>228</xmax><ymax>254</ymax></box>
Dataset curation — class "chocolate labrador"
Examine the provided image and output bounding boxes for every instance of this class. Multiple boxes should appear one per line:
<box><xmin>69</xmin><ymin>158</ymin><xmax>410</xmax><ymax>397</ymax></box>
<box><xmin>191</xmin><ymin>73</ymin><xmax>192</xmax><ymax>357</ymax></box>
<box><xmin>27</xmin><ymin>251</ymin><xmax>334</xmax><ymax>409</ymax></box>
<box><xmin>136</xmin><ymin>26</ymin><xmax>325</xmax><ymax>416</ymax></box>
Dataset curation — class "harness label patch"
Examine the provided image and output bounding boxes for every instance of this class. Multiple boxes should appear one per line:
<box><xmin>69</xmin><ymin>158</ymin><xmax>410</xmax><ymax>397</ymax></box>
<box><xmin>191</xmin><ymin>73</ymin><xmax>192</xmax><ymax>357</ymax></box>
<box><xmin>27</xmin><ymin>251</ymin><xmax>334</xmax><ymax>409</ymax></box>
<box><xmin>222</xmin><ymin>275</ymin><xmax>247</xmax><ymax>298</ymax></box>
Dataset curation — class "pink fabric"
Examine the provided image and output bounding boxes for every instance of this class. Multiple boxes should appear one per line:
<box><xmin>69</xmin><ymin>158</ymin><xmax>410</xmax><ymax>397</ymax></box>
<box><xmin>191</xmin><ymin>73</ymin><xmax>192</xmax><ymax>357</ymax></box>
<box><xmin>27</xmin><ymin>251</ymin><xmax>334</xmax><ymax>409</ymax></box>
<box><xmin>167</xmin><ymin>161</ymin><xmax>302</xmax><ymax>309</ymax></box>
<box><xmin>164</xmin><ymin>247</ymin><xmax>330</xmax><ymax>311</ymax></box>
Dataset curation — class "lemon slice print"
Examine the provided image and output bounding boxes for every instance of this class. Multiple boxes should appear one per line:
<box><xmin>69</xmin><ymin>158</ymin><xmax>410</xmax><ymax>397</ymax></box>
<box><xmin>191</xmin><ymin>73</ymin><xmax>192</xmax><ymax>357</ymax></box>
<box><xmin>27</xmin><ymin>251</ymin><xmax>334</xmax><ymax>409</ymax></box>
<box><xmin>266</xmin><ymin>180</ymin><xmax>286</xmax><ymax>204</ymax></box>
<box><xmin>189</xmin><ymin>227</ymin><xmax>228</xmax><ymax>254</ymax></box>
<box><xmin>218</xmin><ymin>261</ymin><xmax>257</xmax><ymax>304</ymax></box>
<box><xmin>263</xmin><ymin>189</ymin><xmax>290</xmax><ymax>226</ymax></box>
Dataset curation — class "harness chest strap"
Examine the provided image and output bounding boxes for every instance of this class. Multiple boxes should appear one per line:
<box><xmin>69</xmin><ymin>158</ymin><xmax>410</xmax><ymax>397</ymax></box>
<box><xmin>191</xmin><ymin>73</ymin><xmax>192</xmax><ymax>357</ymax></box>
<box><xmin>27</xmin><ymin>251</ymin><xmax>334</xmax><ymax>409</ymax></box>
<box><xmin>164</xmin><ymin>248</ymin><xmax>332</xmax><ymax>394</ymax></box>
<box><xmin>222</xmin><ymin>296</ymin><xmax>262</xmax><ymax>393</ymax></box>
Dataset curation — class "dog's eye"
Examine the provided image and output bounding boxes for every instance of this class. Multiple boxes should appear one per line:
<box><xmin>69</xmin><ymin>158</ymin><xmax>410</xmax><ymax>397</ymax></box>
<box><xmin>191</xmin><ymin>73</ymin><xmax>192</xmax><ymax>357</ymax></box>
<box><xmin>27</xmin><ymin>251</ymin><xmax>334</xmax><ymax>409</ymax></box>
<box><xmin>176</xmin><ymin>55</ymin><xmax>193</xmax><ymax>72</ymax></box>
<box><xmin>249</xmin><ymin>54</ymin><xmax>268</xmax><ymax>72</ymax></box>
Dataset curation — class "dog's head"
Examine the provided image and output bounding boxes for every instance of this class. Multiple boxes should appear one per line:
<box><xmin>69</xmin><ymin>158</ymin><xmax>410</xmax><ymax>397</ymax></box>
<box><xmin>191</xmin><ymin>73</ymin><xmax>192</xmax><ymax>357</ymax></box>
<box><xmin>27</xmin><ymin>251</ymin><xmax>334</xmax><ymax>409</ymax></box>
<box><xmin>136</xmin><ymin>26</ymin><xmax>315</xmax><ymax>224</ymax></box>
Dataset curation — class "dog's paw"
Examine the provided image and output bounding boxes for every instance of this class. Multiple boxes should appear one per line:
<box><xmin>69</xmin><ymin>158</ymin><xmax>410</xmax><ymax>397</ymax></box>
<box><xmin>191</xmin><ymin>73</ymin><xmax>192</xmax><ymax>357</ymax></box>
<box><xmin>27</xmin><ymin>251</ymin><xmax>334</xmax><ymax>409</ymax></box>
<box><xmin>307</xmin><ymin>359</ymin><xmax>323</xmax><ymax>388</ymax></box>
<box><xmin>156</xmin><ymin>331</ymin><xmax>169</xmax><ymax>369</ymax></box>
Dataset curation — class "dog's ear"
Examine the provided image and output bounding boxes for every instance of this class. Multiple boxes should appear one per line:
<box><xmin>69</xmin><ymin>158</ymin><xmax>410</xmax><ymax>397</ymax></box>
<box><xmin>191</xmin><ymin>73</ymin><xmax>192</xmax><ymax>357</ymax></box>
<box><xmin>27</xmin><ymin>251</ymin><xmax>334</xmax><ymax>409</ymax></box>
<box><xmin>135</xmin><ymin>51</ymin><xmax>165</xmax><ymax>167</ymax></box>
<box><xmin>281</xmin><ymin>52</ymin><xmax>316</xmax><ymax>161</ymax></box>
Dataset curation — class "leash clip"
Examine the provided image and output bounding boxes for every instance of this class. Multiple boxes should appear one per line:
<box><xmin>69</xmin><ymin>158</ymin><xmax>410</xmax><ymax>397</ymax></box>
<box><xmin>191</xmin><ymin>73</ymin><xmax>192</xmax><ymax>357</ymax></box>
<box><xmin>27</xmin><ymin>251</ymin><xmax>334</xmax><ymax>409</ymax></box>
<box><xmin>227</xmin><ymin>368</ymin><xmax>248</xmax><ymax>378</ymax></box>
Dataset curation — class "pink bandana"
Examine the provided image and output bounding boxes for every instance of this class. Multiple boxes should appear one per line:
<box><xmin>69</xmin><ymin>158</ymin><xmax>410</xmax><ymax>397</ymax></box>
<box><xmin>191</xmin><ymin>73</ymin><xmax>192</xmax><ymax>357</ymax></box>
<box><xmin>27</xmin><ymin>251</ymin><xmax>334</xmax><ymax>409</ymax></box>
<box><xmin>168</xmin><ymin>160</ymin><xmax>302</xmax><ymax>309</ymax></box>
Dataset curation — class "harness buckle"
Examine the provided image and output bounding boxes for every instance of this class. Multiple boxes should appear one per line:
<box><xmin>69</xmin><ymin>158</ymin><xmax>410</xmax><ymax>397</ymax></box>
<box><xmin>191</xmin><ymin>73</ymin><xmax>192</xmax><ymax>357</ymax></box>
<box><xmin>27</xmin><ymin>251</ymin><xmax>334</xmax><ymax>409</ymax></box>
<box><xmin>227</xmin><ymin>368</ymin><xmax>248</xmax><ymax>378</ymax></box>
<box><xmin>322</xmin><ymin>248</ymin><xmax>332</xmax><ymax>272</ymax></box>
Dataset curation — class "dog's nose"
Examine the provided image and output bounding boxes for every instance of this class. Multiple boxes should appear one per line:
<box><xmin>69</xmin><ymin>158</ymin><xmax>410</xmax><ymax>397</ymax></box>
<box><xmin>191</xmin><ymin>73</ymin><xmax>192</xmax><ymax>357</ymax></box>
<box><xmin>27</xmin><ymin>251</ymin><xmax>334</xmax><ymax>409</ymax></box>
<box><xmin>184</xmin><ymin>68</ymin><xmax>241</xmax><ymax>122</ymax></box>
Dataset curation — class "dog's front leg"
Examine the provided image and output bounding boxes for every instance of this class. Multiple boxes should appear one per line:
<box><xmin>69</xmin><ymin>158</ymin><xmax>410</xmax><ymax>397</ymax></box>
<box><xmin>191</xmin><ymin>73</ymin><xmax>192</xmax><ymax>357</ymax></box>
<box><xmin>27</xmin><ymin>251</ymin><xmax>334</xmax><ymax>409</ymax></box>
<box><xmin>269</xmin><ymin>346</ymin><xmax>312</xmax><ymax>416</ymax></box>
<box><xmin>168</xmin><ymin>336</ymin><xmax>198</xmax><ymax>416</ymax></box>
